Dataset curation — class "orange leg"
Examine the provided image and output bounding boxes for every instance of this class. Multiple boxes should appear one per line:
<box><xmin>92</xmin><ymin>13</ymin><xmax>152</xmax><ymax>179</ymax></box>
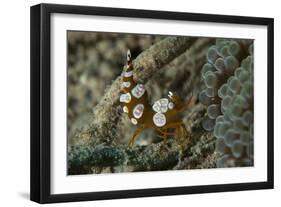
<box><xmin>128</xmin><ymin>127</ymin><xmax>146</xmax><ymax>147</ymax></box>
<box><xmin>177</xmin><ymin>123</ymin><xmax>191</xmax><ymax>146</ymax></box>
<box><xmin>175</xmin><ymin>124</ymin><xmax>184</xmax><ymax>144</ymax></box>
<box><xmin>156</xmin><ymin>133</ymin><xmax>168</xmax><ymax>145</ymax></box>
<box><xmin>161</xmin><ymin>121</ymin><xmax>189</xmax><ymax>144</ymax></box>
<box><xmin>156</xmin><ymin>129</ymin><xmax>169</xmax><ymax>145</ymax></box>
<box><xmin>156</xmin><ymin>128</ymin><xmax>174</xmax><ymax>136</ymax></box>
<box><xmin>181</xmin><ymin>123</ymin><xmax>189</xmax><ymax>142</ymax></box>
<box><xmin>156</xmin><ymin>128</ymin><xmax>176</xmax><ymax>145</ymax></box>
<box><xmin>162</xmin><ymin>121</ymin><xmax>185</xmax><ymax>130</ymax></box>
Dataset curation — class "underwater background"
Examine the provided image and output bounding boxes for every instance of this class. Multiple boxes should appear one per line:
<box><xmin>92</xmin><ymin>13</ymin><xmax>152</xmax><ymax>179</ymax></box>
<box><xmin>67</xmin><ymin>31</ymin><xmax>254</xmax><ymax>175</ymax></box>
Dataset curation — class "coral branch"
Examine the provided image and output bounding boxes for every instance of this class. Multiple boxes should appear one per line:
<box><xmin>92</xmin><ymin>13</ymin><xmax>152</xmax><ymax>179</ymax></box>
<box><xmin>133</xmin><ymin>36</ymin><xmax>197</xmax><ymax>83</ymax></box>
<box><xmin>68</xmin><ymin>142</ymin><xmax>180</xmax><ymax>174</ymax></box>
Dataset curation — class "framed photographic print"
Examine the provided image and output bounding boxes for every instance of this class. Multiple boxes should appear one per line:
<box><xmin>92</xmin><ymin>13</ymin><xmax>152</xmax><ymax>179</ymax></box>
<box><xmin>30</xmin><ymin>3</ymin><xmax>274</xmax><ymax>203</ymax></box>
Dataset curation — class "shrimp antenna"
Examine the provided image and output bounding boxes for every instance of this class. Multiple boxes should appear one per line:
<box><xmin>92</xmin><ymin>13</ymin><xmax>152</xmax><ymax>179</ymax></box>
<box><xmin>127</xmin><ymin>49</ymin><xmax>132</xmax><ymax>64</ymax></box>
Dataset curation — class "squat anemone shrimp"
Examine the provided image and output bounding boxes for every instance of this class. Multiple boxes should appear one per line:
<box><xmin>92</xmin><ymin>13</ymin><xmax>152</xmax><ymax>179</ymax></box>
<box><xmin>119</xmin><ymin>50</ymin><xmax>192</xmax><ymax>147</ymax></box>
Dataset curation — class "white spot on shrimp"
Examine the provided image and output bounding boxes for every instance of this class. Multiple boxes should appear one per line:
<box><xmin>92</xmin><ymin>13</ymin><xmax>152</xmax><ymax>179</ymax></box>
<box><xmin>131</xmin><ymin>118</ymin><xmax>138</xmax><ymax>125</ymax></box>
<box><xmin>122</xmin><ymin>81</ymin><xmax>131</xmax><ymax>88</ymax></box>
<box><xmin>124</xmin><ymin>71</ymin><xmax>133</xmax><ymax>77</ymax></box>
<box><xmin>123</xmin><ymin>106</ymin><xmax>129</xmax><ymax>113</ymax></box>
<box><xmin>152</xmin><ymin>98</ymin><xmax>169</xmax><ymax>113</ymax></box>
<box><xmin>127</xmin><ymin>50</ymin><xmax>131</xmax><ymax>61</ymax></box>
<box><xmin>119</xmin><ymin>93</ymin><xmax>131</xmax><ymax>103</ymax></box>
<box><xmin>168</xmin><ymin>102</ymin><xmax>174</xmax><ymax>109</ymax></box>
<box><xmin>153</xmin><ymin>113</ymin><xmax>166</xmax><ymax>127</ymax></box>
<box><xmin>133</xmin><ymin>104</ymin><xmax>144</xmax><ymax>119</ymax></box>
<box><xmin>168</xmin><ymin>91</ymin><xmax>173</xmax><ymax>99</ymax></box>
<box><xmin>131</xmin><ymin>84</ymin><xmax>145</xmax><ymax>98</ymax></box>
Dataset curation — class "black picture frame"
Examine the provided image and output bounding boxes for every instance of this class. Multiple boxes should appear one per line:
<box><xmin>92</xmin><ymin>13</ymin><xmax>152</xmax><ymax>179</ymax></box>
<box><xmin>30</xmin><ymin>3</ymin><xmax>274</xmax><ymax>204</ymax></box>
